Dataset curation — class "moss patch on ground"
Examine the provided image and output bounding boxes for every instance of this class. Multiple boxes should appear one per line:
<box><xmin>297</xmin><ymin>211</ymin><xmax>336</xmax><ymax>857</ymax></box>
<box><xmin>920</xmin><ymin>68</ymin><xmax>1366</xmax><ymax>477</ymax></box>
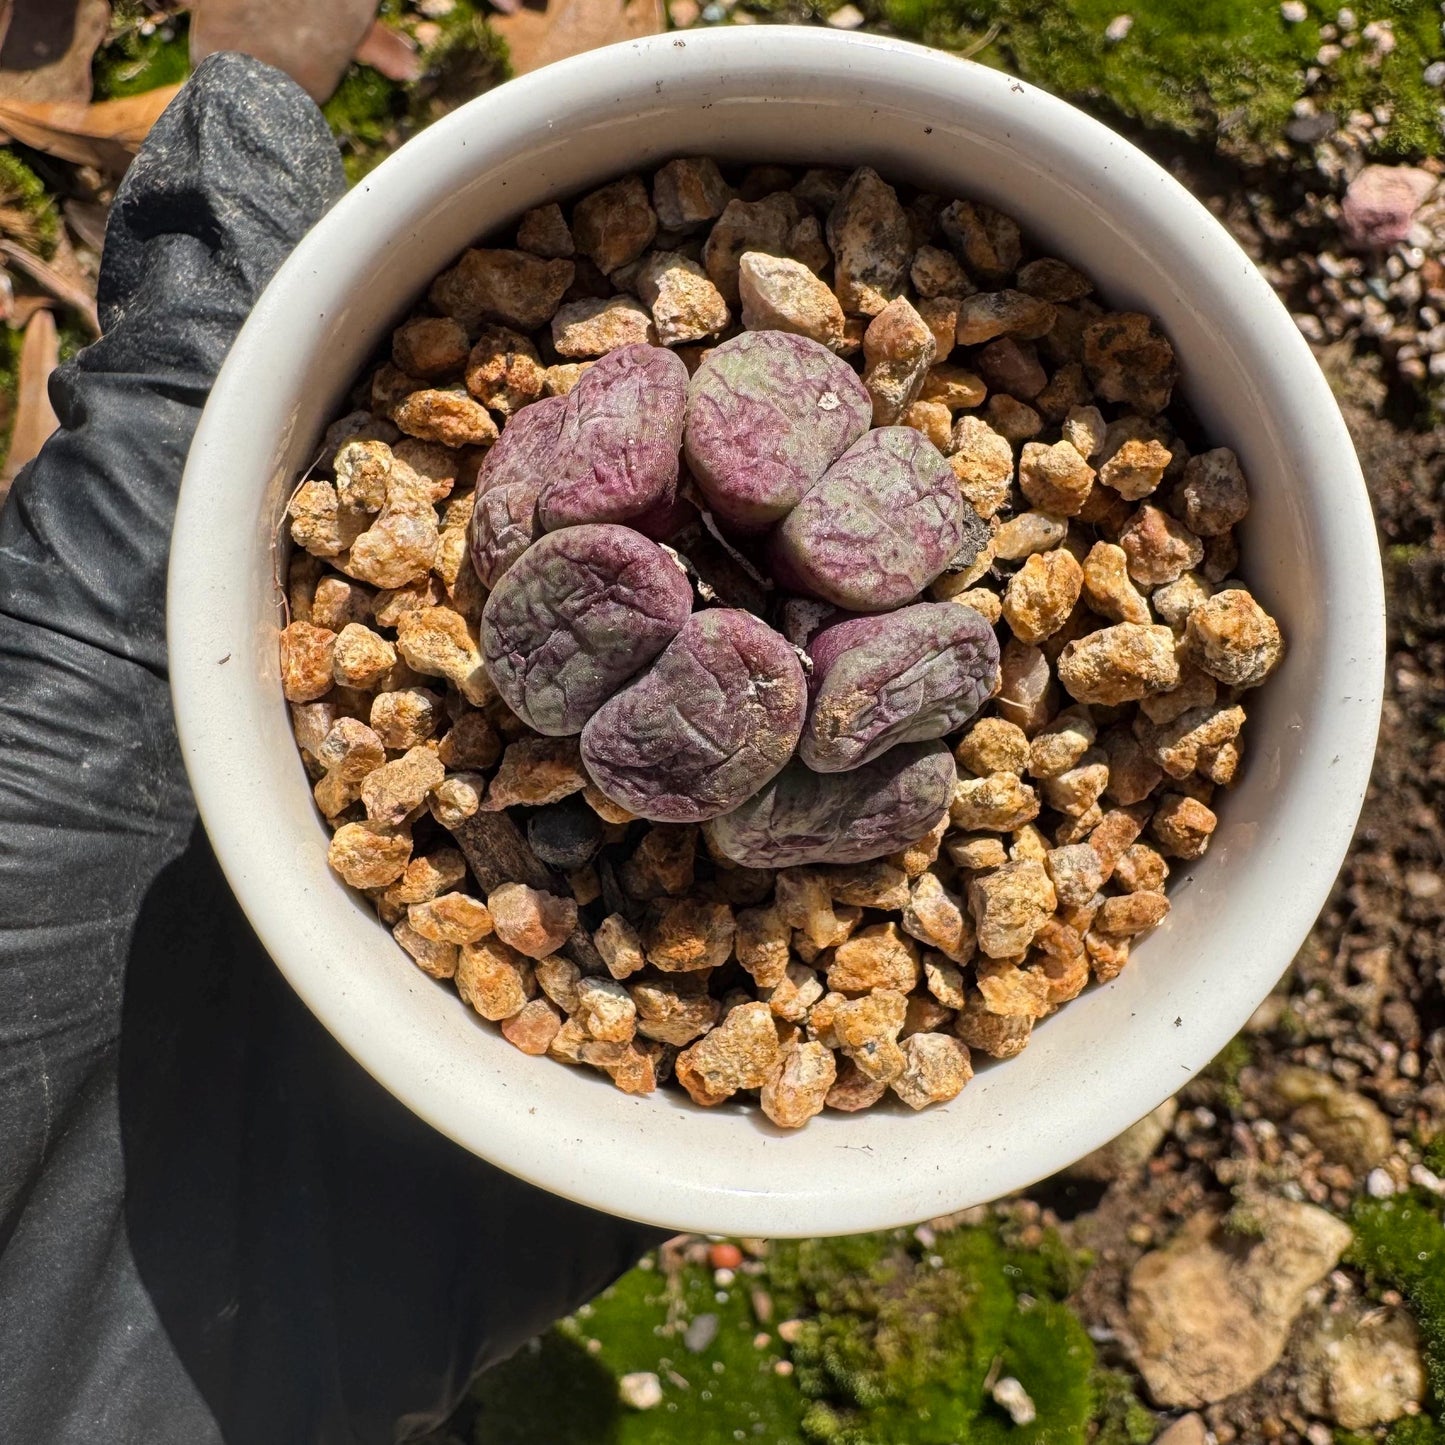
<box><xmin>325</xmin><ymin>0</ymin><xmax>508</xmax><ymax>183</ymax></box>
<box><xmin>865</xmin><ymin>0</ymin><xmax>1443</xmax><ymax>161</ymax></box>
<box><xmin>92</xmin><ymin>6</ymin><xmax>191</xmax><ymax>100</ymax></box>
<box><xmin>472</xmin><ymin>1255</ymin><xmax>806</xmax><ymax>1443</ymax></box>
<box><xmin>0</xmin><ymin>151</ymin><xmax>59</xmax><ymax>258</ymax></box>
<box><xmin>1348</xmin><ymin>1190</ymin><xmax>1445</xmax><ymax>1440</ymax></box>
<box><xmin>459</xmin><ymin>1224</ymin><xmax>1154</xmax><ymax>1444</ymax></box>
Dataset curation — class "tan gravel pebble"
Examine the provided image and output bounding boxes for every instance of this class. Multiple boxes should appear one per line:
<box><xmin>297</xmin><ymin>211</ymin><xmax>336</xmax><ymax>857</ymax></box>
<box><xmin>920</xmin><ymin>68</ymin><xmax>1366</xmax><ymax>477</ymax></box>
<box><xmin>1082</xmin><ymin>541</ymin><xmax>1152</xmax><ymax>624</ymax></box>
<box><xmin>516</xmin><ymin>202</ymin><xmax>574</xmax><ymax>259</ymax></box>
<box><xmin>969</xmin><ymin>860</ymin><xmax>1057</xmax><ymax>958</ymax></box>
<box><xmin>909</xmin><ymin>244</ymin><xmax>968</xmax><ymax>299</ymax></box>
<box><xmin>456</xmin><ymin>936</ymin><xmax>535</xmax><ymax>1020</ymax></box>
<box><xmin>644</xmin><ymin>897</ymin><xmax>736</xmax><ymax>973</ymax></box>
<box><xmin>940</xmin><ymin>199</ymin><xmax>1020</xmax><ymax>283</ymax></box>
<box><xmin>901</xmin><ymin>873</ymin><xmax>974</xmax><ymax>963</ymax></box>
<box><xmin>1185</xmin><ymin>589</ymin><xmax>1284</xmax><ymax>688</ymax></box>
<box><xmin>994</xmin><ymin>512</ymin><xmax>1067</xmax><ymax>563</ymax></box>
<box><xmin>574</xmin><ymin>976</ymin><xmax>639</xmax><ymax>1044</ymax></box>
<box><xmin>652</xmin><ymin>157</ymin><xmax>734</xmax><ymax>232</ymax></box>
<box><xmin>734</xmin><ymin>905</ymin><xmax>792</xmax><ymax>989</ymax></box>
<box><xmin>488</xmin><ymin>882</ymin><xmax>579</xmax><ymax>959</ymax></box>
<box><xmin>484</xmin><ymin>737</ymin><xmax>588</xmax><ymax>810</ymax></box>
<box><xmin>1151</xmin><ymin>793</ymin><xmax>1219</xmax><ymax>859</ymax></box>
<box><xmin>831</xmin><ymin>989</ymin><xmax>908</xmax><ymax>1083</ymax></box>
<box><xmin>595</xmin><ymin>912</ymin><xmax>648</xmax><ymax>980</ymax></box>
<box><xmin>1097</xmin><ymin>891</ymin><xmax>1172</xmax><ymax>935</ymax></box>
<box><xmin>1003</xmin><ymin>549</ymin><xmax>1084</xmax><ymax>644</ymax></box>
<box><xmin>430</xmin><ymin>248</ymin><xmax>574</xmax><ymax>331</ymax></box>
<box><xmin>1057</xmin><ymin>623</ymin><xmax>1181</xmax><ymax>705</ymax></box>
<box><xmin>631</xmin><ymin>974</ymin><xmax>719</xmax><ymax>1047</ymax></box>
<box><xmin>638</xmin><ymin>251</ymin><xmax>731</xmax><ymax>346</ymax></box>
<box><xmin>328</xmin><ymin>821</ymin><xmax>412</xmax><ymax>889</ymax></box>
<box><xmin>955</xmin><ymin>717</ymin><xmax>1030</xmax><ymax>776</ymax></box>
<box><xmin>280</xmin><ymin>622</ymin><xmax>337</xmax><ymax>703</ymax></box>
<box><xmin>361</xmin><ymin>746</ymin><xmax>444</xmax><ymax>827</ymax></box>
<box><xmin>1119</xmin><ymin>504</ymin><xmax>1205</xmax><ymax>587</ymax></box>
<box><xmin>1018</xmin><ymin>440</ymin><xmax>1096</xmax><ymax>516</ymax></box>
<box><xmin>950</xmin><ymin>772</ymin><xmax>1041</xmax><ymax>832</ymax></box>
<box><xmin>827</xmin><ymin>166</ymin><xmax>911</xmax><ymax>316</ymax></box>
<box><xmin>501</xmin><ymin>998</ymin><xmax>565</xmax><ymax>1056</ymax></box>
<box><xmin>892</xmin><ymin>1033</ymin><xmax>973</xmax><ymax>1109</ymax></box>
<box><xmin>1098</xmin><ymin>437</ymin><xmax>1171</xmax><ymax>500</ymax></box>
<box><xmin>572</xmin><ymin>175</ymin><xmax>657</xmax><ymax>274</ymax></box>
<box><xmin>1061</xmin><ymin>403</ymin><xmax>1107</xmax><ymax>459</ymax></box>
<box><xmin>862</xmin><ymin>296</ymin><xmax>937</xmax><ymax>425</ymax></box>
<box><xmin>551</xmin><ymin>296</ymin><xmax>658</xmax><ymax>357</ymax></box>
<box><xmin>955</xmin><ymin>993</ymin><xmax>1034</xmax><ymax>1057</ymax></box>
<box><xmin>825</xmin><ymin>1060</ymin><xmax>889</xmax><ymax>1111</ymax></box>
<box><xmin>900</xmin><ymin>399</ymin><xmax>953</xmax><ymax>451</ymax></box>
<box><xmin>407</xmin><ymin>893</ymin><xmax>493</xmax><ymax>946</ymax></box>
<box><xmin>737</xmin><ymin>250</ymin><xmax>844</xmax><ymax>348</ymax></box>
<box><xmin>1082</xmin><ymin>311</ymin><xmax>1176</xmax><ymax>414</ymax></box>
<box><xmin>703</xmin><ymin>195</ymin><xmax>798</xmax><ymax>307</ymax></box>
<box><xmin>761</xmin><ymin>1040</ymin><xmax>838</xmax><ymax>1128</ymax></box>
<box><xmin>464</xmin><ymin>323</ymin><xmax>544</xmax><ymax>418</ymax></box>
<box><xmin>955</xmin><ymin>289</ymin><xmax>1055</xmax><ymax>346</ymax></box>
<box><xmin>675</xmin><ymin>1001</ymin><xmax>781</xmax><ymax>1105</ymax></box>
<box><xmin>394</xmin><ymin>918</ymin><xmax>459</xmax><ymax>979</ymax></box>
<box><xmin>1178</xmin><ymin>447</ymin><xmax>1249</xmax><ymax>535</ymax></box>
<box><xmin>827</xmin><ymin>922</ymin><xmax>921</xmax><ymax>994</ymax></box>
<box><xmin>948</xmin><ymin>415</ymin><xmax>1015</xmax><ymax>518</ymax></box>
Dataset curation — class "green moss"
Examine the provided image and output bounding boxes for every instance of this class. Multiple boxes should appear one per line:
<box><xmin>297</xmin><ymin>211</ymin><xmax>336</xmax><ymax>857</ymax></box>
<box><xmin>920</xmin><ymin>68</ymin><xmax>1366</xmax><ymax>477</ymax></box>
<box><xmin>322</xmin><ymin>66</ymin><xmax>407</xmax><ymax>184</ymax></box>
<box><xmin>1423</xmin><ymin>1134</ymin><xmax>1445</xmax><ymax>1177</ymax></box>
<box><xmin>469</xmin><ymin>1260</ymin><xmax>807</xmax><ymax>1443</ymax></box>
<box><xmin>1383</xmin><ymin>1420</ymin><xmax>1445</xmax><ymax>1445</ymax></box>
<box><xmin>868</xmin><ymin>0</ymin><xmax>1441</xmax><ymax>160</ymax></box>
<box><xmin>92</xmin><ymin>9</ymin><xmax>190</xmax><ymax>100</ymax></box>
<box><xmin>0</xmin><ymin>151</ymin><xmax>59</xmax><ymax>258</ymax></box>
<box><xmin>461</xmin><ymin>1223</ymin><xmax>1105</xmax><ymax>1442</ymax></box>
<box><xmin>1089</xmin><ymin>1368</ymin><xmax>1158</xmax><ymax>1445</ymax></box>
<box><xmin>775</xmin><ymin>1227</ymin><xmax>1096</xmax><ymax>1443</ymax></box>
<box><xmin>1348</xmin><ymin>1191</ymin><xmax>1445</xmax><ymax>1425</ymax></box>
<box><xmin>1202</xmin><ymin>1034</ymin><xmax>1252</xmax><ymax>1113</ymax></box>
<box><xmin>322</xmin><ymin>2</ymin><xmax>507</xmax><ymax>185</ymax></box>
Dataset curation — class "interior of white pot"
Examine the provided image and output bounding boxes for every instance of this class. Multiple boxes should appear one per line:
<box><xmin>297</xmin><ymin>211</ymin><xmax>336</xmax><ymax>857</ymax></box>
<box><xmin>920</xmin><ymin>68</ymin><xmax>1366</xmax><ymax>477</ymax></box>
<box><xmin>171</xmin><ymin>29</ymin><xmax>1382</xmax><ymax>1236</ymax></box>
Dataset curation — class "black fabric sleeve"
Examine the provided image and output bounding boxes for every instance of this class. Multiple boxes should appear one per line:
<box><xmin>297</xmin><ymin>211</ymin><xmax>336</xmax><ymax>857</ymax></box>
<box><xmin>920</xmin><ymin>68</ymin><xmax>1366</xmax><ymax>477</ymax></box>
<box><xmin>0</xmin><ymin>52</ymin><xmax>661</xmax><ymax>1445</ymax></box>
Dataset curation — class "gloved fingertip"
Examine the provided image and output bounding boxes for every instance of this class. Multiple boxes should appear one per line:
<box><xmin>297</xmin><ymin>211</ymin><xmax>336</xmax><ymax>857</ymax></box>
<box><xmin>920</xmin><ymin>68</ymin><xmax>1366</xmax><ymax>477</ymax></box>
<box><xmin>100</xmin><ymin>51</ymin><xmax>347</xmax><ymax>326</ymax></box>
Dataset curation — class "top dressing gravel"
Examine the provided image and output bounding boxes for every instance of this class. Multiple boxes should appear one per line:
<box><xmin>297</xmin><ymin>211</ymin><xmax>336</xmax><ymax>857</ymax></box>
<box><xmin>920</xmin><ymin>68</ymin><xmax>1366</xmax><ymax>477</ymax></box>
<box><xmin>279</xmin><ymin>158</ymin><xmax>1283</xmax><ymax>1126</ymax></box>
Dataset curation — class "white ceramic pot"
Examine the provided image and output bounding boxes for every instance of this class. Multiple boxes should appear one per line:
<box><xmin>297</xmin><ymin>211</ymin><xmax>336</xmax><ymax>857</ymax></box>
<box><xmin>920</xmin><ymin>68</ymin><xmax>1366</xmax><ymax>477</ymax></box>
<box><xmin>169</xmin><ymin>27</ymin><xmax>1385</xmax><ymax>1236</ymax></box>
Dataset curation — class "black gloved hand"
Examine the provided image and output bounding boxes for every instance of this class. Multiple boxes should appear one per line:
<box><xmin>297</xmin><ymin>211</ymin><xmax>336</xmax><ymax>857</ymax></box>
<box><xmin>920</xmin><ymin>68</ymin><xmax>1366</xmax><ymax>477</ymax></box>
<box><xmin>0</xmin><ymin>54</ymin><xmax>661</xmax><ymax>1445</ymax></box>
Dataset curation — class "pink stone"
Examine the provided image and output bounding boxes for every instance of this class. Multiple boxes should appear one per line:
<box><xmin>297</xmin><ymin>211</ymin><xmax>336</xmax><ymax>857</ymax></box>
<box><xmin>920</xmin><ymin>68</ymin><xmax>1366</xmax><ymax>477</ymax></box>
<box><xmin>1340</xmin><ymin>165</ymin><xmax>1437</xmax><ymax>250</ymax></box>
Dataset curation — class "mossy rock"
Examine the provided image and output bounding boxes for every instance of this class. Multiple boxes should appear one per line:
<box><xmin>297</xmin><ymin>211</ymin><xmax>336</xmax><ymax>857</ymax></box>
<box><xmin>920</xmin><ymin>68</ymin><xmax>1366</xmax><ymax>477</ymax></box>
<box><xmin>1348</xmin><ymin>1189</ymin><xmax>1445</xmax><ymax>1433</ymax></box>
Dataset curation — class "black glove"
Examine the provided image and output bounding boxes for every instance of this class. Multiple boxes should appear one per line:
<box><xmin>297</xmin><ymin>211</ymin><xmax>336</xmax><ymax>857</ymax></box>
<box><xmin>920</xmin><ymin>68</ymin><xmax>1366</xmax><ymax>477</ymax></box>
<box><xmin>0</xmin><ymin>53</ymin><xmax>661</xmax><ymax>1445</ymax></box>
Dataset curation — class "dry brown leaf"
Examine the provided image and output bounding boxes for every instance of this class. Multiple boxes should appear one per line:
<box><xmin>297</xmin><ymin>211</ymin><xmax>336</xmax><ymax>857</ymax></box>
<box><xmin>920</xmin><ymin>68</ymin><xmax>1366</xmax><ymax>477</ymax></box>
<box><xmin>189</xmin><ymin>0</ymin><xmax>380</xmax><ymax>103</ymax></box>
<box><xmin>9</xmin><ymin>293</ymin><xmax>54</xmax><ymax>326</ymax></box>
<box><xmin>0</xmin><ymin>84</ymin><xmax>183</xmax><ymax>171</ymax></box>
<box><xmin>0</xmin><ymin>0</ymin><xmax>110</xmax><ymax>107</ymax></box>
<box><xmin>63</xmin><ymin>197</ymin><xmax>109</xmax><ymax>253</ymax></box>
<box><xmin>492</xmin><ymin>0</ymin><xmax>664</xmax><ymax>75</ymax></box>
<box><xmin>0</xmin><ymin>238</ymin><xmax>99</xmax><ymax>335</ymax></box>
<box><xmin>355</xmin><ymin>18</ymin><xmax>422</xmax><ymax>83</ymax></box>
<box><xmin>1</xmin><ymin>307</ymin><xmax>60</xmax><ymax>502</ymax></box>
